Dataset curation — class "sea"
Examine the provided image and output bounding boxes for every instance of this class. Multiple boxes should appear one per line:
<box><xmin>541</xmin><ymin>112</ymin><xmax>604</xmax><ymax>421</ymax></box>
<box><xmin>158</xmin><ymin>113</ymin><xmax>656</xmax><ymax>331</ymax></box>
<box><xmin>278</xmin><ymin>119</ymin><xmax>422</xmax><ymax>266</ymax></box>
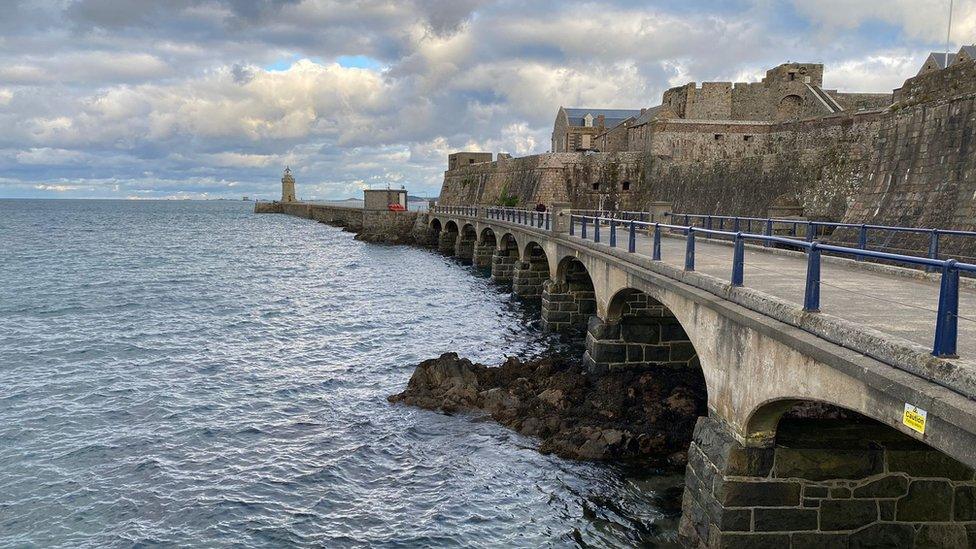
<box><xmin>0</xmin><ymin>199</ymin><xmax>683</xmax><ymax>547</ymax></box>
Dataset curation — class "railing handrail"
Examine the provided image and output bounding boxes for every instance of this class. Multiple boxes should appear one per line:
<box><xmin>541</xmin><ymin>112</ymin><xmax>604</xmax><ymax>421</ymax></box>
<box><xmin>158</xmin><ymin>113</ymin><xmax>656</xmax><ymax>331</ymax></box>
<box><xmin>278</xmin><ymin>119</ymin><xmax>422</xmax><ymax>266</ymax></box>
<box><xmin>427</xmin><ymin>207</ymin><xmax>972</xmax><ymax>356</ymax></box>
<box><xmin>668</xmin><ymin>211</ymin><xmax>976</xmax><ymax>238</ymax></box>
<box><xmin>567</xmin><ymin>213</ymin><xmax>971</xmax><ymax>358</ymax></box>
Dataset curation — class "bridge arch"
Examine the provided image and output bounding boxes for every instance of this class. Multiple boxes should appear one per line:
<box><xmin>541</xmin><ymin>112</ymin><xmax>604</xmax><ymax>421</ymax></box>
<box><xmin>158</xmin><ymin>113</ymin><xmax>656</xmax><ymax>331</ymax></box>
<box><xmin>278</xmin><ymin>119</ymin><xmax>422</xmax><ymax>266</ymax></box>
<box><xmin>678</xmin><ymin>395</ymin><xmax>976</xmax><ymax>547</ymax></box>
<box><xmin>473</xmin><ymin>227</ymin><xmax>497</xmax><ymax>269</ymax></box>
<box><xmin>512</xmin><ymin>241</ymin><xmax>551</xmax><ymax>300</ymax></box>
<box><xmin>478</xmin><ymin>227</ymin><xmax>496</xmax><ymax>246</ymax></box>
<box><xmin>541</xmin><ymin>256</ymin><xmax>596</xmax><ymax>335</ymax></box>
<box><xmin>490</xmin><ymin>233</ymin><xmax>521</xmax><ymax>286</ymax></box>
<box><xmin>455</xmin><ymin>223</ymin><xmax>477</xmax><ymax>262</ymax></box>
<box><xmin>436</xmin><ymin>220</ymin><xmax>459</xmax><ymax>255</ymax></box>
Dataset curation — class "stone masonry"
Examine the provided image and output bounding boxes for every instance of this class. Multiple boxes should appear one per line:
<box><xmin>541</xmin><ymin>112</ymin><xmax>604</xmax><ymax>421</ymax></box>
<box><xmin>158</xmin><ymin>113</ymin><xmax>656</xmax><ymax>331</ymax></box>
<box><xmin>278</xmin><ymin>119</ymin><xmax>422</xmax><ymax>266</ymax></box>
<box><xmin>512</xmin><ymin>245</ymin><xmax>549</xmax><ymax>299</ymax></box>
<box><xmin>473</xmin><ymin>238</ymin><xmax>495</xmax><ymax>268</ymax></box>
<box><xmin>437</xmin><ymin>226</ymin><xmax>458</xmax><ymax>256</ymax></box>
<box><xmin>540</xmin><ymin>259</ymin><xmax>596</xmax><ymax>334</ymax></box>
<box><xmin>582</xmin><ymin>291</ymin><xmax>698</xmax><ymax>374</ymax></box>
<box><xmin>454</xmin><ymin>226</ymin><xmax>476</xmax><ymax>262</ymax></box>
<box><xmin>438</xmin><ymin>58</ymin><xmax>976</xmax><ymax>258</ymax></box>
<box><xmin>681</xmin><ymin>416</ymin><xmax>976</xmax><ymax>548</ymax></box>
<box><xmin>491</xmin><ymin>247</ymin><xmax>518</xmax><ymax>286</ymax></box>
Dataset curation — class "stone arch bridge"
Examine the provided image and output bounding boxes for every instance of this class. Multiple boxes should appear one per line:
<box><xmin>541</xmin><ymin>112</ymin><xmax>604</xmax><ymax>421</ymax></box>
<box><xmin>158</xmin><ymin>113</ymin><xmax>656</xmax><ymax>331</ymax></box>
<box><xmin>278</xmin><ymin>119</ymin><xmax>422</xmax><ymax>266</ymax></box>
<box><xmin>428</xmin><ymin>208</ymin><xmax>976</xmax><ymax>548</ymax></box>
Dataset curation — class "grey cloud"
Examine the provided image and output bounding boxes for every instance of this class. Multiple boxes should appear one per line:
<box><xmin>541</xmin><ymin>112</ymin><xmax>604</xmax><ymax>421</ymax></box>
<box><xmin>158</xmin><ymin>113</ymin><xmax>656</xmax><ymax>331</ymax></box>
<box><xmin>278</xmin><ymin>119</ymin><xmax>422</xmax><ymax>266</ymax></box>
<box><xmin>0</xmin><ymin>0</ymin><xmax>942</xmax><ymax>200</ymax></box>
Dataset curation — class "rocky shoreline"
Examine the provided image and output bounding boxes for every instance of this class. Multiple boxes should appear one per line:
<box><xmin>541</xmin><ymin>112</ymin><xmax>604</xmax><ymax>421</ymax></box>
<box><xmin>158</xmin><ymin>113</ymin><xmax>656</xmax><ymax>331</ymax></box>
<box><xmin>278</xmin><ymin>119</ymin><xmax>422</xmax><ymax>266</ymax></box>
<box><xmin>388</xmin><ymin>352</ymin><xmax>706</xmax><ymax>465</ymax></box>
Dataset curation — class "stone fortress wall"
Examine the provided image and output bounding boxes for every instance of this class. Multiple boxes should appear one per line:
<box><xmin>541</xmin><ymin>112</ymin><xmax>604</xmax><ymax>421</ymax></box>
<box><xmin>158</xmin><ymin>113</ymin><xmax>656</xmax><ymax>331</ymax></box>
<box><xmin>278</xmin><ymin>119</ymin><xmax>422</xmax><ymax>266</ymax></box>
<box><xmin>438</xmin><ymin>56</ymin><xmax>976</xmax><ymax>256</ymax></box>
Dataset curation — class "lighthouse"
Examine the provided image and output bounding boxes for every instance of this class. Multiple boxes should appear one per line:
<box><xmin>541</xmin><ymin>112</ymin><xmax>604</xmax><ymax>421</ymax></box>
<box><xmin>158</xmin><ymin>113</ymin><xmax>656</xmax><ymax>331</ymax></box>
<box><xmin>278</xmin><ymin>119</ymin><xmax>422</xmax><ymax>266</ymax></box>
<box><xmin>281</xmin><ymin>166</ymin><xmax>296</xmax><ymax>202</ymax></box>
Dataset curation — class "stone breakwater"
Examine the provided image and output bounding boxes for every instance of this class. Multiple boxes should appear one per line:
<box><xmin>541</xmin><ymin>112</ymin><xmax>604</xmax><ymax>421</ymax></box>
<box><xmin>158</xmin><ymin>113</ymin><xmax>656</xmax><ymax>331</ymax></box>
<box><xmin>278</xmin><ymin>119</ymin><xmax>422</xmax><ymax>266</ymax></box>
<box><xmin>254</xmin><ymin>201</ymin><xmax>425</xmax><ymax>245</ymax></box>
<box><xmin>388</xmin><ymin>352</ymin><xmax>706</xmax><ymax>464</ymax></box>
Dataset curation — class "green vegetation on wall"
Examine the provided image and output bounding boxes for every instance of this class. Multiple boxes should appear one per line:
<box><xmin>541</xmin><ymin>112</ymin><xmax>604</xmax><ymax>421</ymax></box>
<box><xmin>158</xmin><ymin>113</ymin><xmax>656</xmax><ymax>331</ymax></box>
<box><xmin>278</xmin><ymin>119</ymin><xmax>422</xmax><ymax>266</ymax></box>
<box><xmin>496</xmin><ymin>184</ymin><xmax>519</xmax><ymax>207</ymax></box>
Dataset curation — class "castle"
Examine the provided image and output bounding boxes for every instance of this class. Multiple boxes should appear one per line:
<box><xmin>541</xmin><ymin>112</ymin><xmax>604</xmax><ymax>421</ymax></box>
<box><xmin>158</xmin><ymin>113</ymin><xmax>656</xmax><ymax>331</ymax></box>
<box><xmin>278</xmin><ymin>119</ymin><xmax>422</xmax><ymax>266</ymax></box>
<box><xmin>439</xmin><ymin>48</ymin><xmax>976</xmax><ymax>254</ymax></box>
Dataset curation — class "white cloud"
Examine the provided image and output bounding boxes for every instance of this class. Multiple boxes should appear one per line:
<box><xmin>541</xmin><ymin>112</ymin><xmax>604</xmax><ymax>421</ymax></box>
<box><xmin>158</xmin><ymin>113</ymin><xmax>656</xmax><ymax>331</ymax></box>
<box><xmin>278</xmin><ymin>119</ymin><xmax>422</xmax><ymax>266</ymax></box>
<box><xmin>0</xmin><ymin>0</ymin><xmax>959</xmax><ymax>199</ymax></box>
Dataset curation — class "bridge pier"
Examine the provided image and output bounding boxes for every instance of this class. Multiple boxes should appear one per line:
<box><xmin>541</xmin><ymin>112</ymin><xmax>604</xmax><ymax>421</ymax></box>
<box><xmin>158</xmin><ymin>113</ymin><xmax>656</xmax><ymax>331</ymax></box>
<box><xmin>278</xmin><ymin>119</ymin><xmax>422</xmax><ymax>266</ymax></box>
<box><xmin>512</xmin><ymin>243</ymin><xmax>549</xmax><ymax>300</ymax></box>
<box><xmin>681</xmin><ymin>415</ymin><xmax>976</xmax><ymax>548</ymax></box>
<box><xmin>454</xmin><ymin>226</ymin><xmax>476</xmax><ymax>263</ymax></box>
<box><xmin>437</xmin><ymin>226</ymin><xmax>458</xmax><ymax>255</ymax></box>
<box><xmin>582</xmin><ymin>290</ymin><xmax>697</xmax><ymax>374</ymax></box>
<box><xmin>541</xmin><ymin>287</ymin><xmax>595</xmax><ymax>335</ymax></box>
<box><xmin>491</xmin><ymin>248</ymin><xmax>518</xmax><ymax>286</ymax></box>
<box><xmin>473</xmin><ymin>240</ymin><xmax>494</xmax><ymax>268</ymax></box>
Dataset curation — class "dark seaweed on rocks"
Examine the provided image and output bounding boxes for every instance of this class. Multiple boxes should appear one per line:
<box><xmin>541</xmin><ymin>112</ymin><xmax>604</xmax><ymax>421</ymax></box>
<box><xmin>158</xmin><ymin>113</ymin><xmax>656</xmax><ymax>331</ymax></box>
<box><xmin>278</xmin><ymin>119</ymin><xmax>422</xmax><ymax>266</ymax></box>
<box><xmin>388</xmin><ymin>352</ymin><xmax>706</xmax><ymax>465</ymax></box>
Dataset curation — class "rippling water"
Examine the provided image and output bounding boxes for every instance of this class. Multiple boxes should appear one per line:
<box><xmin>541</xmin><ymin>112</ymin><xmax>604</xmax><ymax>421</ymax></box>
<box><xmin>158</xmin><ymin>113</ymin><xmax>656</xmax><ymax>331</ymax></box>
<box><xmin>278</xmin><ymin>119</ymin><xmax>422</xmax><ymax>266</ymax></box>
<box><xmin>0</xmin><ymin>200</ymin><xmax>683</xmax><ymax>547</ymax></box>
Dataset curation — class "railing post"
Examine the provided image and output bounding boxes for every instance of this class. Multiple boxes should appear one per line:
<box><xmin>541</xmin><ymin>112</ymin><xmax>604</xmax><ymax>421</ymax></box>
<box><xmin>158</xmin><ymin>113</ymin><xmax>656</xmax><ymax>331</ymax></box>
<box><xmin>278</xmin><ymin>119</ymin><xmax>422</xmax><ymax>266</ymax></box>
<box><xmin>628</xmin><ymin>221</ymin><xmax>636</xmax><ymax>253</ymax></box>
<box><xmin>594</xmin><ymin>218</ymin><xmax>601</xmax><ymax>243</ymax></box>
<box><xmin>731</xmin><ymin>233</ymin><xmax>744</xmax><ymax>287</ymax></box>
<box><xmin>857</xmin><ymin>224</ymin><xmax>867</xmax><ymax>261</ymax></box>
<box><xmin>927</xmin><ymin>230</ymin><xmax>940</xmax><ymax>272</ymax></box>
<box><xmin>653</xmin><ymin>223</ymin><xmax>662</xmax><ymax>260</ymax></box>
<box><xmin>545</xmin><ymin>212</ymin><xmax>550</xmax><ymax>231</ymax></box>
<box><xmin>685</xmin><ymin>228</ymin><xmax>695</xmax><ymax>270</ymax></box>
<box><xmin>733</xmin><ymin>217</ymin><xmax>740</xmax><ymax>233</ymax></box>
<box><xmin>803</xmin><ymin>242</ymin><xmax>821</xmax><ymax>312</ymax></box>
<box><xmin>933</xmin><ymin>260</ymin><xmax>959</xmax><ymax>358</ymax></box>
<box><xmin>764</xmin><ymin>219</ymin><xmax>773</xmax><ymax>247</ymax></box>
<box><xmin>581</xmin><ymin>217</ymin><xmax>588</xmax><ymax>239</ymax></box>
<box><xmin>806</xmin><ymin>221</ymin><xmax>815</xmax><ymax>242</ymax></box>
<box><xmin>684</xmin><ymin>214</ymin><xmax>690</xmax><ymax>226</ymax></box>
<box><xmin>609</xmin><ymin>219</ymin><xmax>617</xmax><ymax>247</ymax></box>
<box><xmin>706</xmin><ymin>215</ymin><xmax>713</xmax><ymax>231</ymax></box>
<box><xmin>569</xmin><ymin>215</ymin><xmax>575</xmax><ymax>236</ymax></box>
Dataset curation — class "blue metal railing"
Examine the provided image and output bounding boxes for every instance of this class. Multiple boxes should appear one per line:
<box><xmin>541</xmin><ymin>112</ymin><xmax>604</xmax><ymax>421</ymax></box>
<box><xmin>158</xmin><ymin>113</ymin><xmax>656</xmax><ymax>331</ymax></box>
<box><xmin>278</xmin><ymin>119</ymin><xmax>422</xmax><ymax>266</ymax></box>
<box><xmin>668</xmin><ymin>212</ymin><xmax>976</xmax><ymax>266</ymax></box>
<box><xmin>481</xmin><ymin>207</ymin><xmax>550</xmax><ymax>231</ymax></box>
<box><xmin>432</xmin><ymin>205</ymin><xmax>479</xmax><ymax>217</ymax></box>
<box><xmin>574</xmin><ymin>209</ymin><xmax>663</xmax><ymax>223</ymax></box>
<box><xmin>569</xmin><ymin>214</ymin><xmax>975</xmax><ymax>359</ymax></box>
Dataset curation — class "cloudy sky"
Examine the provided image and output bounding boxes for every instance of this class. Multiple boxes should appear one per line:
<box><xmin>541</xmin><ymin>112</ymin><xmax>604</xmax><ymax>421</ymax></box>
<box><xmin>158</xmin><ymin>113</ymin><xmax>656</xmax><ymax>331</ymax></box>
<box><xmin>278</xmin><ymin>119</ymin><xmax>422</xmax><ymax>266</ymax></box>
<box><xmin>0</xmin><ymin>0</ymin><xmax>973</xmax><ymax>200</ymax></box>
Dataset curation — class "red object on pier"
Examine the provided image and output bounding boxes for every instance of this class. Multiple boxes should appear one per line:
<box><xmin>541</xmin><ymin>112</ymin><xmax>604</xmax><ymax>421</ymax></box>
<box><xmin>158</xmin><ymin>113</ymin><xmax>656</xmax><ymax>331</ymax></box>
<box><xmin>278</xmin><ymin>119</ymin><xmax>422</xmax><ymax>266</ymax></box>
<box><xmin>388</xmin><ymin>203</ymin><xmax>406</xmax><ymax>211</ymax></box>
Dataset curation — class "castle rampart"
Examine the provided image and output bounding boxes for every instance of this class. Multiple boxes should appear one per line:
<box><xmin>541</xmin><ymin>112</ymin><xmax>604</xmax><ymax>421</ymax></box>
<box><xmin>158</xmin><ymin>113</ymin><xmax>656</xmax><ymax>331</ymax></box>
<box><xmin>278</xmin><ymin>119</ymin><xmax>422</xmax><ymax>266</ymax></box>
<box><xmin>440</xmin><ymin>58</ymin><xmax>976</xmax><ymax>257</ymax></box>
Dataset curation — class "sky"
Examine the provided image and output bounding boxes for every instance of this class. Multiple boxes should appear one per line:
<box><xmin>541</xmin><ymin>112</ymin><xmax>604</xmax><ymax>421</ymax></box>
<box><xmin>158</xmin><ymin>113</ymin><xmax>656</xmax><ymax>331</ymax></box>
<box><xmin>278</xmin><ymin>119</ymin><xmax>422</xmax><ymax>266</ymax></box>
<box><xmin>0</xmin><ymin>0</ymin><xmax>974</xmax><ymax>200</ymax></box>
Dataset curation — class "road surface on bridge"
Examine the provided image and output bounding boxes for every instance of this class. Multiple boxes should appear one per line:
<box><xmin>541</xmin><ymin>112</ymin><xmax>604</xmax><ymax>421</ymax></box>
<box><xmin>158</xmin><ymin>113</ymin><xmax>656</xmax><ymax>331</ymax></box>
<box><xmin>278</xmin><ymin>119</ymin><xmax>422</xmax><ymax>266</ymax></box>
<box><xmin>605</xmin><ymin>230</ymin><xmax>976</xmax><ymax>360</ymax></box>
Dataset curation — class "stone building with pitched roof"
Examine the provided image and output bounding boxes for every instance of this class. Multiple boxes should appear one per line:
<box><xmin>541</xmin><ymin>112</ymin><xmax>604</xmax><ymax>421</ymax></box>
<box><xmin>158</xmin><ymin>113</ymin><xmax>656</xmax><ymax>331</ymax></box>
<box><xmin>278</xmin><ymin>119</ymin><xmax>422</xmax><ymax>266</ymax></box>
<box><xmin>551</xmin><ymin>107</ymin><xmax>641</xmax><ymax>152</ymax></box>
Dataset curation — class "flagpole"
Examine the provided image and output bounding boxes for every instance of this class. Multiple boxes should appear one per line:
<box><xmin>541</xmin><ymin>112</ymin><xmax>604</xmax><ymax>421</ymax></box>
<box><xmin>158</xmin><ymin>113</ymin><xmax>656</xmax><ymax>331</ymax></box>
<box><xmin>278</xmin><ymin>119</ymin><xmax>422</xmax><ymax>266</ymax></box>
<box><xmin>947</xmin><ymin>0</ymin><xmax>954</xmax><ymax>55</ymax></box>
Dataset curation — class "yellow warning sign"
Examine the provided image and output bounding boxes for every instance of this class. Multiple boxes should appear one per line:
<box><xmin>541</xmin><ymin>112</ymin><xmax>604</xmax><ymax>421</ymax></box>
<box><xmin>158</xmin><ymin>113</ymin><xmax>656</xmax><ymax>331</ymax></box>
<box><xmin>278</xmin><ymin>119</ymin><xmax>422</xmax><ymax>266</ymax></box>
<box><xmin>903</xmin><ymin>403</ymin><xmax>927</xmax><ymax>435</ymax></box>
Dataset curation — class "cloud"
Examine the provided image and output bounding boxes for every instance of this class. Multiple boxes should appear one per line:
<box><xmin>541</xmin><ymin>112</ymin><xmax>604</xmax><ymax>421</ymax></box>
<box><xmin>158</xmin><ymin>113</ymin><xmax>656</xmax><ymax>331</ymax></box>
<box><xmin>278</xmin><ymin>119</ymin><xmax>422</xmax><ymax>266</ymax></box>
<box><xmin>0</xmin><ymin>0</ymin><xmax>954</xmax><ymax>200</ymax></box>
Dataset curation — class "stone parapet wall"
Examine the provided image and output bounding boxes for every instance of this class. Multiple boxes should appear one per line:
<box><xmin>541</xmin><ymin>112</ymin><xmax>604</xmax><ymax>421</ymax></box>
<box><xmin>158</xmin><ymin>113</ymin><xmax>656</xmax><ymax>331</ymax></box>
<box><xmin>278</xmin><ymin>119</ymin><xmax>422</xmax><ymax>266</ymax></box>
<box><xmin>681</xmin><ymin>416</ymin><xmax>976</xmax><ymax>548</ymax></box>
<box><xmin>439</xmin><ymin>152</ymin><xmax>645</xmax><ymax>210</ymax></box>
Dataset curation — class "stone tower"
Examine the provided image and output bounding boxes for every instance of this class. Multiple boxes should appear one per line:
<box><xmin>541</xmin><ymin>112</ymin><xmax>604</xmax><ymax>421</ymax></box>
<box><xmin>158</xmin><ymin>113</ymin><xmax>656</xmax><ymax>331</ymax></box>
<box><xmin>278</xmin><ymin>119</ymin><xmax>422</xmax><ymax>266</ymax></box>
<box><xmin>281</xmin><ymin>166</ymin><xmax>296</xmax><ymax>202</ymax></box>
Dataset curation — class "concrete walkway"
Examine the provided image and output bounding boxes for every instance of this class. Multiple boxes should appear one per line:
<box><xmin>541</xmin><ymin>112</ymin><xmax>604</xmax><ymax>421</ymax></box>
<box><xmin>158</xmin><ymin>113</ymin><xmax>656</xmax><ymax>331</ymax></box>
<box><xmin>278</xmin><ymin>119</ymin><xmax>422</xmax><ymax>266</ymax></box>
<box><xmin>587</xmin><ymin>230</ymin><xmax>976</xmax><ymax>359</ymax></box>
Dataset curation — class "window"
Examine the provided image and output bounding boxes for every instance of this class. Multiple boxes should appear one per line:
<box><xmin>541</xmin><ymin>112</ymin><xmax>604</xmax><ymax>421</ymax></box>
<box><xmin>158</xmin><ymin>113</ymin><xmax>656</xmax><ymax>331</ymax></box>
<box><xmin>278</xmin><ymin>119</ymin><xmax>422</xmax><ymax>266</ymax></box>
<box><xmin>592</xmin><ymin>182</ymin><xmax>600</xmax><ymax>191</ymax></box>
<box><xmin>469</xmin><ymin>159</ymin><xmax>475</xmax><ymax>164</ymax></box>
<box><xmin>743</xmin><ymin>135</ymin><xmax>753</xmax><ymax>142</ymax></box>
<box><xmin>621</xmin><ymin>181</ymin><xmax>631</xmax><ymax>191</ymax></box>
<box><xmin>714</xmin><ymin>134</ymin><xmax>723</xmax><ymax>140</ymax></box>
